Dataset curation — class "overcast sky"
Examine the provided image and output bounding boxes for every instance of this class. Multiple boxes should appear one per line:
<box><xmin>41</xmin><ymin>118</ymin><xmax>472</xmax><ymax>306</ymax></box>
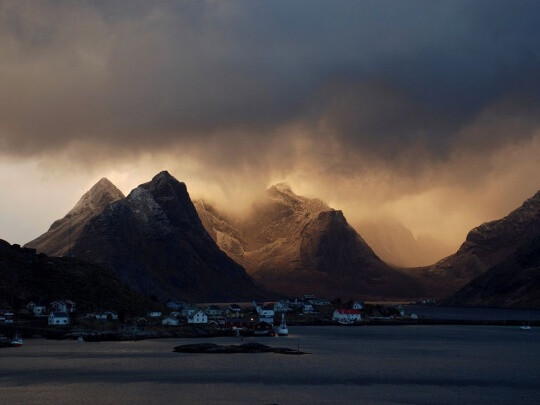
<box><xmin>1</xmin><ymin>0</ymin><xmax>539</xmax><ymax>248</ymax></box>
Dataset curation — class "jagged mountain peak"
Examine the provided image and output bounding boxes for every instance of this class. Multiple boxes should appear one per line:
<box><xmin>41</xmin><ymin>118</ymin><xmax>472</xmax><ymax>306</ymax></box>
<box><xmin>24</xmin><ymin>178</ymin><xmax>125</xmax><ymax>257</ymax></box>
<box><xmin>270</xmin><ymin>182</ymin><xmax>294</xmax><ymax>194</ymax></box>
<box><xmin>139</xmin><ymin>171</ymin><xmax>200</xmax><ymax>228</ymax></box>
<box><xmin>69</xmin><ymin>178</ymin><xmax>124</xmax><ymax>216</ymax></box>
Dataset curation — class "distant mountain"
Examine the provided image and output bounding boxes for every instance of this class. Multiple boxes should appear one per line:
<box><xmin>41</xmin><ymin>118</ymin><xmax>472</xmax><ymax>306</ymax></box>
<box><xmin>357</xmin><ymin>219</ymin><xmax>452</xmax><ymax>267</ymax></box>
<box><xmin>195</xmin><ymin>184</ymin><xmax>424</xmax><ymax>300</ymax></box>
<box><xmin>0</xmin><ymin>239</ymin><xmax>155</xmax><ymax>314</ymax></box>
<box><xmin>25</xmin><ymin>178</ymin><xmax>124</xmax><ymax>256</ymax></box>
<box><xmin>410</xmin><ymin>190</ymin><xmax>540</xmax><ymax>298</ymax></box>
<box><xmin>442</xmin><ymin>235</ymin><xmax>540</xmax><ymax>309</ymax></box>
<box><xmin>64</xmin><ymin>171</ymin><xmax>269</xmax><ymax>302</ymax></box>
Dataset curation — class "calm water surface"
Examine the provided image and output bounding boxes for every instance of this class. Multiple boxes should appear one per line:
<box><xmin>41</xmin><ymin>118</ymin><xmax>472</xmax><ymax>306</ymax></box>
<box><xmin>0</xmin><ymin>325</ymin><xmax>539</xmax><ymax>404</ymax></box>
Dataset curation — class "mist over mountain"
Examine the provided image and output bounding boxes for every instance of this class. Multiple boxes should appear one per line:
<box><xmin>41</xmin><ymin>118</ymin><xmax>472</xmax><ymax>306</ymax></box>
<box><xmin>196</xmin><ymin>184</ymin><xmax>424</xmax><ymax>300</ymax></box>
<box><xmin>357</xmin><ymin>219</ymin><xmax>453</xmax><ymax>267</ymax></box>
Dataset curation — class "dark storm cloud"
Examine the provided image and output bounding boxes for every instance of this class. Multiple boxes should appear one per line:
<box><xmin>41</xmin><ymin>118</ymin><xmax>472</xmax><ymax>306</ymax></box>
<box><xmin>1</xmin><ymin>0</ymin><xmax>540</xmax><ymax>167</ymax></box>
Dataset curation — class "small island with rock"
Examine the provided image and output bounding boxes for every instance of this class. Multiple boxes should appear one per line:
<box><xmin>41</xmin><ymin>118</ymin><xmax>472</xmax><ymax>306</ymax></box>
<box><xmin>173</xmin><ymin>342</ymin><xmax>309</xmax><ymax>355</ymax></box>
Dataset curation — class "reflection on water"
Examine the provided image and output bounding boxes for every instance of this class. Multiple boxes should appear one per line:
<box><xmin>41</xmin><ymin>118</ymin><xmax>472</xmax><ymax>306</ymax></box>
<box><xmin>0</xmin><ymin>325</ymin><xmax>539</xmax><ymax>404</ymax></box>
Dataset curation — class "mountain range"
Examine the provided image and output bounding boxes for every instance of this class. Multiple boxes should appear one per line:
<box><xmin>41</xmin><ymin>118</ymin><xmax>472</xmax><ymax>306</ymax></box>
<box><xmin>22</xmin><ymin>172</ymin><xmax>539</xmax><ymax>307</ymax></box>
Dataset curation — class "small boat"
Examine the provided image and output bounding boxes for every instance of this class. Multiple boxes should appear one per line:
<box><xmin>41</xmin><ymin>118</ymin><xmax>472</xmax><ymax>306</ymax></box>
<box><xmin>277</xmin><ymin>314</ymin><xmax>288</xmax><ymax>336</ymax></box>
<box><xmin>10</xmin><ymin>333</ymin><xmax>23</xmax><ymax>347</ymax></box>
<box><xmin>520</xmin><ymin>322</ymin><xmax>531</xmax><ymax>330</ymax></box>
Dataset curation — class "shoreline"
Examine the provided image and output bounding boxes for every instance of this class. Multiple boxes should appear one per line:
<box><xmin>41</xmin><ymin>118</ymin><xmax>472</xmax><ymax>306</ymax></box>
<box><xmin>2</xmin><ymin>319</ymin><xmax>537</xmax><ymax>346</ymax></box>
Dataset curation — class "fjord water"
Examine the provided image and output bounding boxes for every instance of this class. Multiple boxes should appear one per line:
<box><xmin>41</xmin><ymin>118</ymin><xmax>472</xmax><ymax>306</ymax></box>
<box><xmin>1</xmin><ymin>326</ymin><xmax>538</xmax><ymax>404</ymax></box>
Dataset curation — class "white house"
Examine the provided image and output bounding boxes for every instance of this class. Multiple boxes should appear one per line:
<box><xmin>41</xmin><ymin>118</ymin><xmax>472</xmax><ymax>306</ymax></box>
<box><xmin>258</xmin><ymin>307</ymin><xmax>275</xmax><ymax>324</ymax></box>
<box><xmin>332</xmin><ymin>309</ymin><xmax>362</xmax><ymax>323</ymax></box>
<box><xmin>303</xmin><ymin>304</ymin><xmax>315</xmax><ymax>314</ymax></box>
<box><xmin>48</xmin><ymin>312</ymin><xmax>70</xmax><ymax>325</ymax></box>
<box><xmin>352</xmin><ymin>301</ymin><xmax>364</xmax><ymax>310</ymax></box>
<box><xmin>162</xmin><ymin>317</ymin><xmax>180</xmax><ymax>326</ymax></box>
<box><xmin>187</xmin><ymin>310</ymin><xmax>208</xmax><ymax>324</ymax></box>
<box><xmin>147</xmin><ymin>311</ymin><xmax>162</xmax><ymax>318</ymax></box>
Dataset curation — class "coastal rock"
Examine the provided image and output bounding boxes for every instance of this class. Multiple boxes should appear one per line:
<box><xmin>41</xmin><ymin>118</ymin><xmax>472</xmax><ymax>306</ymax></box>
<box><xmin>173</xmin><ymin>342</ymin><xmax>309</xmax><ymax>355</ymax></box>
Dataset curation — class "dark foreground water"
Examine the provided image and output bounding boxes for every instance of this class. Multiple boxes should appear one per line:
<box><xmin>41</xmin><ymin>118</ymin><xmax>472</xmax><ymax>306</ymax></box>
<box><xmin>0</xmin><ymin>326</ymin><xmax>539</xmax><ymax>404</ymax></box>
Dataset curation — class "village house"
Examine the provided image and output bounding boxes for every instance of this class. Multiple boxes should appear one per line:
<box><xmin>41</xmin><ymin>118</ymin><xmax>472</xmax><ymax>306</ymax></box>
<box><xmin>187</xmin><ymin>310</ymin><xmax>208</xmax><ymax>324</ymax></box>
<box><xmin>253</xmin><ymin>301</ymin><xmax>275</xmax><ymax>323</ymax></box>
<box><xmin>162</xmin><ymin>316</ymin><xmax>180</xmax><ymax>326</ymax></box>
<box><xmin>48</xmin><ymin>312</ymin><xmax>70</xmax><ymax>325</ymax></box>
<box><xmin>353</xmin><ymin>301</ymin><xmax>365</xmax><ymax>310</ymax></box>
<box><xmin>50</xmin><ymin>300</ymin><xmax>76</xmax><ymax>314</ymax></box>
<box><xmin>254</xmin><ymin>321</ymin><xmax>274</xmax><ymax>336</ymax></box>
<box><xmin>273</xmin><ymin>300</ymin><xmax>291</xmax><ymax>313</ymax></box>
<box><xmin>147</xmin><ymin>311</ymin><xmax>162</xmax><ymax>318</ymax></box>
<box><xmin>332</xmin><ymin>309</ymin><xmax>362</xmax><ymax>323</ymax></box>
<box><xmin>105</xmin><ymin>311</ymin><xmax>119</xmax><ymax>320</ymax></box>
<box><xmin>204</xmin><ymin>305</ymin><xmax>222</xmax><ymax>317</ymax></box>
<box><xmin>94</xmin><ymin>311</ymin><xmax>119</xmax><ymax>321</ymax></box>
<box><xmin>226</xmin><ymin>304</ymin><xmax>242</xmax><ymax>315</ymax></box>
<box><xmin>302</xmin><ymin>304</ymin><xmax>315</xmax><ymax>314</ymax></box>
<box><xmin>33</xmin><ymin>305</ymin><xmax>47</xmax><ymax>317</ymax></box>
<box><xmin>224</xmin><ymin>317</ymin><xmax>254</xmax><ymax>331</ymax></box>
<box><xmin>0</xmin><ymin>311</ymin><xmax>14</xmax><ymax>324</ymax></box>
<box><xmin>181</xmin><ymin>305</ymin><xmax>198</xmax><ymax>317</ymax></box>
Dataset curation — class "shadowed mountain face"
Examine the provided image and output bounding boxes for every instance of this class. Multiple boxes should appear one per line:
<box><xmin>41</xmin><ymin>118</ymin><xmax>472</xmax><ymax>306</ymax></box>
<box><xmin>196</xmin><ymin>184</ymin><xmax>424</xmax><ymax>300</ymax></box>
<box><xmin>442</xmin><ymin>235</ymin><xmax>540</xmax><ymax>309</ymax></box>
<box><xmin>410</xmin><ymin>190</ymin><xmax>540</xmax><ymax>298</ymax></box>
<box><xmin>69</xmin><ymin>171</ymin><xmax>269</xmax><ymax>301</ymax></box>
<box><xmin>0</xmin><ymin>239</ymin><xmax>155</xmax><ymax>314</ymax></box>
<box><xmin>25</xmin><ymin>178</ymin><xmax>124</xmax><ymax>256</ymax></box>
